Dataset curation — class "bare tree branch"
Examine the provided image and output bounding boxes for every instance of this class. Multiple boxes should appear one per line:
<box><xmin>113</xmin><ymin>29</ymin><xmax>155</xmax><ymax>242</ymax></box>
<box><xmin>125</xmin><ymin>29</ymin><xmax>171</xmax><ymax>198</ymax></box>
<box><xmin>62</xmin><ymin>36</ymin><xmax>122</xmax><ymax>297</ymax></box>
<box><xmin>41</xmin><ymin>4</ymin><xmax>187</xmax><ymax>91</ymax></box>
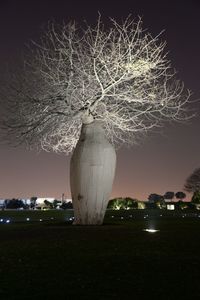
<box><xmin>0</xmin><ymin>16</ymin><xmax>192</xmax><ymax>153</ymax></box>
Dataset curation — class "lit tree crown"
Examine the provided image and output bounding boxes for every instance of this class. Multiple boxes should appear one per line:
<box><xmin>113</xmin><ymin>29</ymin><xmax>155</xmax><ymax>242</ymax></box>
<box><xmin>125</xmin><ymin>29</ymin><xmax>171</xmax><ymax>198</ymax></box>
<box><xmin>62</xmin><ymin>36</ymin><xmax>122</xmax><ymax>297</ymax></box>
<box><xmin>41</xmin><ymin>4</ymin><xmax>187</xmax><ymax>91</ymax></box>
<box><xmin>1</xmin><ymin>16</ymin><xmax>190</xmax><ymax>153</ymax></box>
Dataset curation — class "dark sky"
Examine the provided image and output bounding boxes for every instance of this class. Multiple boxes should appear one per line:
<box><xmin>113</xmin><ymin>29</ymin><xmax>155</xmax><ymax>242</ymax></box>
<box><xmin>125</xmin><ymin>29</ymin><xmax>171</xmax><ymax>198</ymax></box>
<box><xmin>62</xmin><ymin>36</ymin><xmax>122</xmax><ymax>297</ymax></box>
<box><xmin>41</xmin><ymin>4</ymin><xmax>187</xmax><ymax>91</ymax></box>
<box><xmin>0</xmin><ymin>0</ymin><xmax>200</xmax><ymax>200</ymax></box>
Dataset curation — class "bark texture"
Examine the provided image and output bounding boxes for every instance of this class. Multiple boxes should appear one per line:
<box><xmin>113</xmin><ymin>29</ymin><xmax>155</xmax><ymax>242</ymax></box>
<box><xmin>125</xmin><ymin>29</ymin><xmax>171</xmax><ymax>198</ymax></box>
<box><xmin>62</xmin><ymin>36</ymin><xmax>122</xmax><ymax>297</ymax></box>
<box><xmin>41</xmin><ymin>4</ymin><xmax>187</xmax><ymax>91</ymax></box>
<box><xmin>70</xmin><ymin>121</ymin><xmax>116</xmax><ymax>225</ymax></box>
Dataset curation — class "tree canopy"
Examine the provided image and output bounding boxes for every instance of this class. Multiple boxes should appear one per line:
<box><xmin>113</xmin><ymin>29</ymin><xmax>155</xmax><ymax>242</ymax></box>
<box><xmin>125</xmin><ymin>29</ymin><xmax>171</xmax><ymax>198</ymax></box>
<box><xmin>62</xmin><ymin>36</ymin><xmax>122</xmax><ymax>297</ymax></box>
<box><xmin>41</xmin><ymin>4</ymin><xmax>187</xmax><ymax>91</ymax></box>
<box><xmin>185</xmin><ymin>168</ymin><xmax>200</xmax><ymax>193</ymax></box>
<box><xmin>164</xmin><ymin>191</ymin><xmax>174</xmax><ymax>200</ymax></box>
<box><xmin>175</xmin><ymin>191</ymin><xmax>186</xmax><ymax>201</ymax></box>
<box><xmin>1</xmin><ymin>16</ymin><xmax>190</xmax><ymax>153</ymax></box>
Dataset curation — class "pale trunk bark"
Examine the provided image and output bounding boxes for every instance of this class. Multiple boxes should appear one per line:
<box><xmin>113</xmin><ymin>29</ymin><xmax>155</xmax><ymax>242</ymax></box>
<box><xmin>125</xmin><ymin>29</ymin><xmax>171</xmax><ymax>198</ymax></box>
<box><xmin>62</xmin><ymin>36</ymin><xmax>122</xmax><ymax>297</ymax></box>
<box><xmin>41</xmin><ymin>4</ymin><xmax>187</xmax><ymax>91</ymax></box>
<box><xmin>70</xmin><ymin>121</ymin><xmax>116</xmax><ymax>225</ymax></box>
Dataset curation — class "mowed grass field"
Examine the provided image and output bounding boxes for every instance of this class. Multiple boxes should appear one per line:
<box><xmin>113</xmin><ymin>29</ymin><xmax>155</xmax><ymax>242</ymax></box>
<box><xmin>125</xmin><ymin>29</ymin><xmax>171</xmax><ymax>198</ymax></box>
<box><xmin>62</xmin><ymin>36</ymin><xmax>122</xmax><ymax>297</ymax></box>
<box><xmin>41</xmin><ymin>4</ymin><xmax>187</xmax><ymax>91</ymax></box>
<box><xmin>0</xmin><ymin>210</ymin><xmax>200</xmax><ymax>300</ymax></box>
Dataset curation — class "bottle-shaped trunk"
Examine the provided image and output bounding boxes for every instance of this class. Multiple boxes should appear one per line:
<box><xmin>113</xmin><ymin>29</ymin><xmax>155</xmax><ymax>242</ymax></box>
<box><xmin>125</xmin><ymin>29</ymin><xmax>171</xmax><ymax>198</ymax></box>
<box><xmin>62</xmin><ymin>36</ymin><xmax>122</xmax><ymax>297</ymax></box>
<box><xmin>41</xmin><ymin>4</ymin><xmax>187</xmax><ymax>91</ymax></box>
<box><xmin>70</xmin><ymin>121</ymin><xmax>116</xmax><ymax>225</ymax></box>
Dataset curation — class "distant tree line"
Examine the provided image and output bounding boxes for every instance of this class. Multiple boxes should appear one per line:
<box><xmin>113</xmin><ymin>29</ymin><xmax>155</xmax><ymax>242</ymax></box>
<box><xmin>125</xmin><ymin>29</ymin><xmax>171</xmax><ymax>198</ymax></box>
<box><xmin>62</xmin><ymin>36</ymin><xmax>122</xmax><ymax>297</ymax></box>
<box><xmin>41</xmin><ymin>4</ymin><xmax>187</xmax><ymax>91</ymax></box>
<box><xmin>2</xmin><ymin>167</ymin><xmax>200</xmax><ymax>211</ymax></box>
<box><xmin>107</xmin><ymin>167</ymin><xmax>200</xmax><ymax>211</ymax></box>
<box><xmin>1</xmin><ymin>197</ymin><xmax>73</xmax><ymax>210</ymax></box>
<box><xmin>147</xmin><ymin>191</ymin><xmax>187</xmax><ymax>209</ymax></box>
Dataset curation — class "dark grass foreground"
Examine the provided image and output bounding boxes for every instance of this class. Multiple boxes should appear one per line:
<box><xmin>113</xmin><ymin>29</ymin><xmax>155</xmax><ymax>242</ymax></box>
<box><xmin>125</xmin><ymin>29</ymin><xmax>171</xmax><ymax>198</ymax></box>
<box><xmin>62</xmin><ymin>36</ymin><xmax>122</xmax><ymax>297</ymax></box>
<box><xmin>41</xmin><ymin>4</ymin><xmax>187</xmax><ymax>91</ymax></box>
<box><xmin>0</xmin><ymin>211</ymin><xmax>200</xmax><ymax>299</ymax></box>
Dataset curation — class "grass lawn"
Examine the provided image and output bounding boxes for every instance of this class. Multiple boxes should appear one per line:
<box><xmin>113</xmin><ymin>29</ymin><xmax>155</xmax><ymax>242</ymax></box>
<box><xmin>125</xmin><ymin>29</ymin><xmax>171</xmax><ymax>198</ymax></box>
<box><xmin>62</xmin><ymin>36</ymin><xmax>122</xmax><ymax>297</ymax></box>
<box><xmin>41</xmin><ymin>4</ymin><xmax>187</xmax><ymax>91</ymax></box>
<box><xmin>0</xmin><ymin>210</ymin><xmax>200</xmax><ymax>299</ymax></box>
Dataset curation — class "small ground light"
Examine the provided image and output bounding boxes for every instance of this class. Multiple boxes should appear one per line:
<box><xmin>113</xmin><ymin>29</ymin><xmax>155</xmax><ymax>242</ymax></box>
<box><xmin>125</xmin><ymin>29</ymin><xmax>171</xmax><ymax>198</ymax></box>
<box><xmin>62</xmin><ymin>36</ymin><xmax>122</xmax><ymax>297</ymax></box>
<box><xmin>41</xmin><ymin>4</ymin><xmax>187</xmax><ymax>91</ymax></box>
<box><xmin>120</xmin><ymin>216</ymin><xmax>124</xmax><ymax>219</ymax></box>
<box><xmin>6</xmin><ymin>220</ymin><xmax>10</xmax><ymax>224</ymax></box>
<box><xmin>39</xmin><ymin>219</ymin><xmax>42</xmax><ymax>222</ymax></box>
<box><xmin>26</xmin><ymin>218</ymin><xmax>30</xmax><ymax>221</ymax></box>
<box><xmin>143</xmin><ymin>229</ymin><xmax>160</xmax><ymax>233</ymax></box>
<box><xmin>0</xmin><ymin>219</ymin><xmax>3</xmax><ymax>222</ymax></box>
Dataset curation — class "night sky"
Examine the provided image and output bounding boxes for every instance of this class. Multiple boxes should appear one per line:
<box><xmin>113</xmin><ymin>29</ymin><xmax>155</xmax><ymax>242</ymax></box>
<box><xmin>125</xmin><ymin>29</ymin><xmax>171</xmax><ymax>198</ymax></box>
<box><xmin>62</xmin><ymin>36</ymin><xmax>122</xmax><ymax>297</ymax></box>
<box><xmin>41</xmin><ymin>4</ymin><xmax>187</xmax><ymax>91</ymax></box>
<box><xmin>0</xmin><ymin>0</ymin><xmax>200</xmax><ymax>200</ymax></box>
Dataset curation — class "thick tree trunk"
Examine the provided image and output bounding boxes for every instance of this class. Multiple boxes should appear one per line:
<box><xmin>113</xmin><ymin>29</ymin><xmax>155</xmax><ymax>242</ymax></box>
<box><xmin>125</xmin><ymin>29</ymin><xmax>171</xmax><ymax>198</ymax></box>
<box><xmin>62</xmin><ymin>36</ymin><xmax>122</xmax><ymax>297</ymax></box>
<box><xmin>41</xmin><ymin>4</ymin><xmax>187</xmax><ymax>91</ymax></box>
<box><xmin>70</xmin><ymin>121</ymin><xmax>116</xmax><ymax>225</ymax></box>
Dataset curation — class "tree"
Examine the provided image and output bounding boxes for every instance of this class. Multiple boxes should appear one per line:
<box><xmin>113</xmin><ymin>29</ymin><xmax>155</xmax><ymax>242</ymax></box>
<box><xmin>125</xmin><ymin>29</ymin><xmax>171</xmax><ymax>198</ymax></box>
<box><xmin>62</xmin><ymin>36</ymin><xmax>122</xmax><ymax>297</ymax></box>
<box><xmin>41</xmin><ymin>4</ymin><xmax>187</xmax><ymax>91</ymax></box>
<box><xmin>148</xmin><ymin>193</ymin><xmax>165</xmax><ymax>209</ymax></box>
<box><xmin>175</xmin><ymin>191</ymin><xmax>186</xmax><ymax>202</ymax></box>
<box><xmin>107</xmin><ymin>198</ymin><xmax>122</xmax><ymax>209</ymax></box>
<box><xmin>184</xmin><ymin>168</ymin><xmax>200</xmax><ymax>206</ymax></box>
<box><xmin>60</xmin><ymin>201</ymin><xmax>73</xmax><ymax>209</ymax></box>
<box><xmin>53</xmin><ymin>199</ymin><xmax>61</xmax><ymax>209</ymax></box>
<box><xmin>1</xmin><ymin>16</ymin><xmax>190</xmax><ymax>152</ymax></box>
<box><xmin>164</xmin><ymin>191</ymin><xmax>174</xmax><ymax>202</ymax></box>
<box><xmin>137</xmin><ymin>201</ymin><xmax>146</xmax><ymax>209</ymax></box>
<box><xmin>124</xmin><ymin>197</ymin><xmax>138</xmax><ymax>209</ymax></box>
<box><xmin>44</xmin><ymin>199</ymin><xmax>53</xmax><ymax>209</ymax></box>
<box><xmin>191</xmin><ymin>191</ymin><xmax>200</xmax><ymax>204</ymax></box>
<box><xmin>0</xmin><ymin>16</ymin><xmax>191</xmax><ymax>224</ymax></box>
<box><xmin>184</xmin><ymin>168</ymin><xmax>200</xmax><ymax>193</ymax></box>
<box><xmin>148</xmin><ymin>193</ymin><xmax>164</xmax><ymax>208</ymax></box>
<box><xmin>6</xmin><ymin>199</ymin><xmax>25</xmax><ymax>209</ymax></box>
<box><xmin>148</xmin><ymin>194</ymin><xmax>161</xmax><ymax>203</ymax></box>
<box><xmin>30</xmin><ymin>196</ymin><xmax>37</xmax><ymax>209</ymax></box>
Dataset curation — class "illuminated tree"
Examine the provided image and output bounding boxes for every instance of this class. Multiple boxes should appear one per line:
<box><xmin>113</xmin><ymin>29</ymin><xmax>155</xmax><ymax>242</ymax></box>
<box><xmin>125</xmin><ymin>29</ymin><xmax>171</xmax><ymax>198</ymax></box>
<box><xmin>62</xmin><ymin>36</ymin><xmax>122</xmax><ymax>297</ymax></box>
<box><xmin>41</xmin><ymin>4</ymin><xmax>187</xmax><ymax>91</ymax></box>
<box><xmin>1</xmin><ymin>16</ymin><xmax>190</xmax><ymax>224</ymax></box>
<box><xmin>107</xmin><ymin>197</ymin><xmax>138</xmax><ymax>210</ymax></box>
<box><xmin>1</xmin><ymin>16</ymin><xmax>190</xmax><ymax>151</ymax></box>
